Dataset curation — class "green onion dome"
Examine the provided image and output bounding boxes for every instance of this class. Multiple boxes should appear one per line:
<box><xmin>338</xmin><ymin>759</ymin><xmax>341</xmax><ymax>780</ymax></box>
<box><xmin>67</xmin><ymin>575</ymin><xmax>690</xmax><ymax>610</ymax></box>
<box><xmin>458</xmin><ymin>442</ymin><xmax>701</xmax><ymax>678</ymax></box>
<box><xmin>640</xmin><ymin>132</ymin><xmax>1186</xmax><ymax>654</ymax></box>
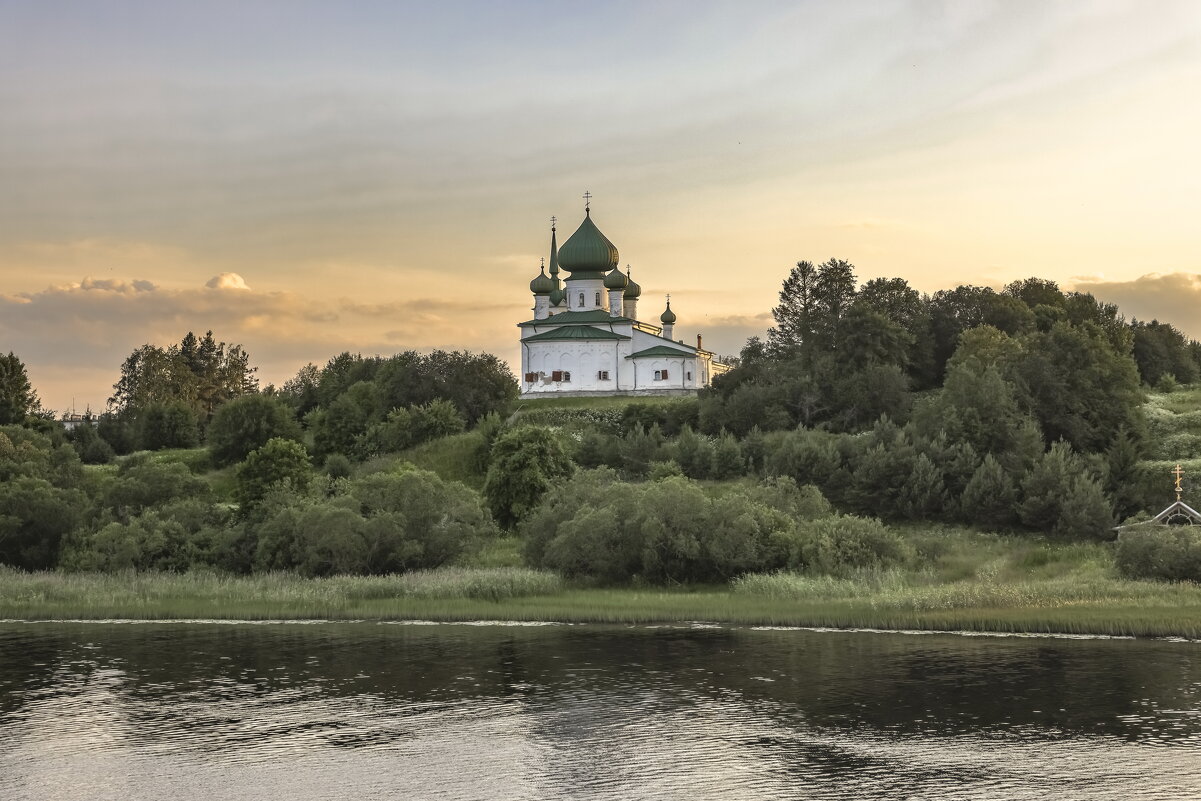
<box><xmin>660</xmin><ymin>300</ymin><xmax>676</xmax><ymax>324</ymax></box>
<box><xmin>603</xmin><ymin>267</ymin><xmax>628</xmax><ymax>290</ymax></box>
<box><xmin>623</xmin><ymin>267</ymin><xmax>642</xmax><ymax>299</ymax></box>
<box><xmin>556</xmin><ymin>210</ymin><xmax>619</xmax><ymax>276</ymax></box>
<box><xmin>549</xmin><ymin>287</ymin><xmax>566</xmax><ymax>307</ymax></box>
<box><xmin>530</xmin><ymin>265</ymin><xmax>555</xmax><ymax>295</ymax></box>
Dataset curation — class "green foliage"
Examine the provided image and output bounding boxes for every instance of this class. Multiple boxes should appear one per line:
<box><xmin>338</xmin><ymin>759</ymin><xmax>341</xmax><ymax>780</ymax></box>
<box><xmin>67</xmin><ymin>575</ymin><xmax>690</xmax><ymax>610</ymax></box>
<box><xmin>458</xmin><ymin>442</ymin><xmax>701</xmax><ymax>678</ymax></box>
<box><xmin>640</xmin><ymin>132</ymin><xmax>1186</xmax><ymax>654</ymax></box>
<box><xmin>960</xmin><ymin>454</ymin><xmax>1018</xmax><ymax>528</ymax></box>
<box><xmin>0</xmin><ymin>476</ymin><xmax>85</xmax><ymax>569</ymax></box>
<box><xmin>235</xmin><ymin>438</ymin><xmax>313</xmax><ymax>508</ymax></box>
<box><xmin>523</xmin><ymin>470</ymin><xmax>849</xmax><ymax>583</ymax></box>
<box><xmin>383</xmin><ymin>350</ymin><xmax>518</xmax><ymax>424</ymax></box>
<box><xmin>673</xmin><ymin>425</ymin><xmax>714</xmax><ymax>479</ymax></box>
<box><xmin>139</xmin><ymin>401</ymin><xmax>201</xmax><ymax>450</ymax></box>
<box><xmin>1018</xmin><ymin>442</ymin><xmax>1114</xmax><ymax>538</ymax></box>
<box><xmin>324</xmin><ymin>453</ymin><xmax>352</xmax><ymax>479</ymax></box>
<box><xmin>0</xmin><ymin>352</ymin><xmax>39</xmax><ymax>424</ymax></box>
<box><xmin>69</xmin><ymin>423</ymin><xmax>116</xmax><ymax>464</ymax></box>
<box><xmin>797</xmin><ymin>515</ymin><xmax>914</xmax><ymax>576</ymax></box>
<box><xmin>483</xmin><ymin>425</ymin><xmax>574</xmax><ymax>528</ymax></box>
<box><xmin>108</xmin><ymin>331</ymin><xmax>257</xmax><ymax>420</ymax></box>
<box><xmin>309</xmin><ymin>380</ymin><xmax>377</xmax><ymax>459</ymax></box>
<box><xmin>712</xmin><ymin>431</ymin><xmax>746</xmax><ymax>479</ymax></box>
<box><xmin>1116</xmin><ymin>527</ymin><xmax>1201</xmax><ymax>582</ymax></box>
<box><xmin>207</xmin><ymin>393</ymin><xmax>303</xmax><ymax>466</ymax></box>
<box><xmin>62</xmin><ymin>499</ymin><xmax>230</xmax><ymax>572</ymax></box>
<box><xmin>362</xmin><ymin>398</ymin><xmax>466</xmax><ymax>456</ymax></box>
<box><xmin>1132</xmin><ymin>320</ymin><xmax>1200</xmax><ymax>387</ymax></box>
<box><xmin>105</xmin><ymin>458</ymin><xmax>211</xmax><ymax>520</ymax></box>
<box><xmin>254</xmin><ymin>466</ymin><xmax>494</xmax><ymax>576</ymax></box>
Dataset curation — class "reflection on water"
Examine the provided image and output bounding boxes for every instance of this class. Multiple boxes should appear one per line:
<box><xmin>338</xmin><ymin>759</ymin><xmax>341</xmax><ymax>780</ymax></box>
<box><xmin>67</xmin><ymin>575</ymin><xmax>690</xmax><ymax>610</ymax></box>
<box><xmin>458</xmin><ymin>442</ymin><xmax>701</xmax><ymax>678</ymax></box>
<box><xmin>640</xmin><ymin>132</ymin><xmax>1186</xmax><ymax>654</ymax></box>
<box><xmin>1</xmin><ymin>622</ymin><xmax>1199</xmax><ymax>800</ymax></box>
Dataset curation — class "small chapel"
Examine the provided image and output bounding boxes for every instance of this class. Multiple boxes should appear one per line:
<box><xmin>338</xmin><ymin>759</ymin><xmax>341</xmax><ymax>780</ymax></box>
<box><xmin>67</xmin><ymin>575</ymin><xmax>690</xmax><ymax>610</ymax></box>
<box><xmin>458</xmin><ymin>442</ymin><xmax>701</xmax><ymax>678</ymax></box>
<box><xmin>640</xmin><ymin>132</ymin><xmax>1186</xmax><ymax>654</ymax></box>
<box><xmin>519</xmin><ymin>200</ymin><xmax>731</xmax><ymax>398</ymax></box>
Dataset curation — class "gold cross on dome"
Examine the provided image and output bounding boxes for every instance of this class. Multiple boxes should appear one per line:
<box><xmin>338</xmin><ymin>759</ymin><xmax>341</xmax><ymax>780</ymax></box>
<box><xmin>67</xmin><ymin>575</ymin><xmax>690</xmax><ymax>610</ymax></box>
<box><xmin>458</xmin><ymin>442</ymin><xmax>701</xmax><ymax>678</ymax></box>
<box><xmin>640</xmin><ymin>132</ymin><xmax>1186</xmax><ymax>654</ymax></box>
<box><xmin>583</xmin><ymin>191</ymin><xmax>592</xmax><ymax>210</ymax></box>
<box><xmin>1173</xmin><ymin>463</ymin><xmax>1185</xmax><ymax>500</ymax></box>
<box><xmin>550</xmin><ymin>215</ymin><xmax>556</xmax><ymax>229</ymax></box>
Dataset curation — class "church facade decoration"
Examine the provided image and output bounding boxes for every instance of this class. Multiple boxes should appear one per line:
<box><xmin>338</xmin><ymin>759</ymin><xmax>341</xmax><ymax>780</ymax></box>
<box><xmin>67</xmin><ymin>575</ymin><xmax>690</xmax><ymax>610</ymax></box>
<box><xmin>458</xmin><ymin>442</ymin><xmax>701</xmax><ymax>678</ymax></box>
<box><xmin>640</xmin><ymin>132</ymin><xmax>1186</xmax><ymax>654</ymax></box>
<box><xmin>519</xmin><ymin>201</ymin><xmax>731</xmax><ymax>397</ymax></box>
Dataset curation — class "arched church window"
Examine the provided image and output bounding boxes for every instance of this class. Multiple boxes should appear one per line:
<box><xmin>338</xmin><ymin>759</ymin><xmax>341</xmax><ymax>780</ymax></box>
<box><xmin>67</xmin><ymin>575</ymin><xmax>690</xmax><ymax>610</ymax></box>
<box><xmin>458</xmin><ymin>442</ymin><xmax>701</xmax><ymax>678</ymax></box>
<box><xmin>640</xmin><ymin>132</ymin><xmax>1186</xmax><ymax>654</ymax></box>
<box><xmin>578</xmin><ymin>292</ymin><xmax>585</xmax><ymax>308</ymax></box>
<box><xmin>595</xmin><ymin>291</ymin><xmax>601</xmax><ymax>306</ymax></box>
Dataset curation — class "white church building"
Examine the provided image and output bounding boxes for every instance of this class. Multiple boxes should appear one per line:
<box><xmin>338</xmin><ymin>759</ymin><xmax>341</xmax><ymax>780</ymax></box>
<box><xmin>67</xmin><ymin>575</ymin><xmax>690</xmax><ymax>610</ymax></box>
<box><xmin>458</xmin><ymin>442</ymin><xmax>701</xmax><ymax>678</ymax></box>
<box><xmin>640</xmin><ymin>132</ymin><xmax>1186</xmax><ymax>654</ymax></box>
<box><xmin>519</xmin><ymin>204</ymin><xmax>731</xmax><ymax>397</ymax></box>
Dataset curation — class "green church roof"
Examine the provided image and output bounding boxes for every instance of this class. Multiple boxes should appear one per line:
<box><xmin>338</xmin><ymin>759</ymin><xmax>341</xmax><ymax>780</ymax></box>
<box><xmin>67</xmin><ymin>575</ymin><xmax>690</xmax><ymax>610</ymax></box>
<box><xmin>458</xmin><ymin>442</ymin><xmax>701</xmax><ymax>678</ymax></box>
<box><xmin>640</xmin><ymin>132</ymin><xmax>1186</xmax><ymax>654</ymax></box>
<box><xmin>624</xmin><ymin>267</ymin><xmax>642</xmax><ymax>298</ymax></box>
<box><xmin>660</xmin><ymin>300</ymin><xmax>676</xmax><ymax>324</ymax></box>
<box><xmin>519</xmin><ymin>309</ymin><xmax>634</xmax><ymax>326</ymax></box>
<box><xmin>556</xmin><ymin>211</ymin><xmax>619</xmax><ymax>276</ymax></box>
<box><xmin>530</xmin><ymin>265</ymin><xmax>555</xmax><ymax>294</ymax></box>
<box><xmin>626</xmin><ymin>345</ymin><xmax>695</xmax><ymax>359</ymax></box>
<box><xmin>603</xmin><ymin>267</ymin><xmax>628</xmax><ymax>290</ymax></box>
<box><xmin>522</xmin><ymin>326</ymin><xmax>631</xmax><ymax>343</ymax></box>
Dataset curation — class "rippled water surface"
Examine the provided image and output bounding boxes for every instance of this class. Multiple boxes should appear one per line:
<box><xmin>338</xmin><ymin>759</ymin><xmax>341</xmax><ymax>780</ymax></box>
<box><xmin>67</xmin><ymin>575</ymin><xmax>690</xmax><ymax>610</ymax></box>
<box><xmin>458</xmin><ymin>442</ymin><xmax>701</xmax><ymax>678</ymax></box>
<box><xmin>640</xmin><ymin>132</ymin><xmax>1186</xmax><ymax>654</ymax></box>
<box><xmin>2</xmin><ymin>623</ymin><xmax>1200</xmax><ymax>800</ymax></box>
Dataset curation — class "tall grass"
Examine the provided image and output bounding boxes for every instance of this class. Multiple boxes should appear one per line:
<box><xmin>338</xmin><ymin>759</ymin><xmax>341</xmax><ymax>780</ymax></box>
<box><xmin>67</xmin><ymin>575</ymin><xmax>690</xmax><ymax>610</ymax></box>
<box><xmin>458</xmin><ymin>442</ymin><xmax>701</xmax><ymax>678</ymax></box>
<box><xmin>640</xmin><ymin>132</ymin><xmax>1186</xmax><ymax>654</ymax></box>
<box><xmin>358</xmin><ymin>431</ymin><xmax>486</xmax><ymax>488</ymax></box>
<box><xmin>0</xmin><ymin>566</ymin><xmax>562</xmax><ymax>620</ymax></box>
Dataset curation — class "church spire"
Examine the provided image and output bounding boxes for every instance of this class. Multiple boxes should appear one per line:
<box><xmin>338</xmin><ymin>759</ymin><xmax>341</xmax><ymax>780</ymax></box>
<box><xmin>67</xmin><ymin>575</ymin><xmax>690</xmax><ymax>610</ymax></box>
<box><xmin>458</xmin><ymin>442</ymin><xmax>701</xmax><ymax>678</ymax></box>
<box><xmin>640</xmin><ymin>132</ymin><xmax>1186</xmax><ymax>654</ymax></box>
<box><xmin>548</xmin><ymin>217</ymin><xmax>560</xmax><ymax>287</ymax></box>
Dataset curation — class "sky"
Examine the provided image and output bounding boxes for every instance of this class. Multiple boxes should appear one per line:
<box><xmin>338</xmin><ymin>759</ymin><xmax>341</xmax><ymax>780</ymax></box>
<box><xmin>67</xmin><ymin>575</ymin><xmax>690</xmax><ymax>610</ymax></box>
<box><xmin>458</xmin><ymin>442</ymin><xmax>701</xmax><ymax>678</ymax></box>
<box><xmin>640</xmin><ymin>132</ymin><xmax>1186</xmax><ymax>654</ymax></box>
<box><xmin>3</xmin><ymin>0</ymin><xmax>1201</xmax><ymax>413</ymax></box>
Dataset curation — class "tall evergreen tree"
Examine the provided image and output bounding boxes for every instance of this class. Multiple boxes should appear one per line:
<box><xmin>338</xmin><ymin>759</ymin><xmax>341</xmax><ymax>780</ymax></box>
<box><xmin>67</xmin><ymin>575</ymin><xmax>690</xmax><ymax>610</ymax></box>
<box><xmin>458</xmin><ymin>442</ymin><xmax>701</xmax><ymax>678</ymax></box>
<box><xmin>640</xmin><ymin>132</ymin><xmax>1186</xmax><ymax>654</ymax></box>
<box><xmin>0</xmin><ymin>352</ymin><xmax>39</xmax><ymax>424</ymax></box>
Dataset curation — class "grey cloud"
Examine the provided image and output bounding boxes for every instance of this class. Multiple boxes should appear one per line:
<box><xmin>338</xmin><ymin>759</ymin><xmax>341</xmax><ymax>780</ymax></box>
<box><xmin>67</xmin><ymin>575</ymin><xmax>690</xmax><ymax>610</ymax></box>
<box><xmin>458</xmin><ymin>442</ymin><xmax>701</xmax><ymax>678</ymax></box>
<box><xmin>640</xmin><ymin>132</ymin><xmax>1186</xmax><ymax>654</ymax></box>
<box><xmin>1070</xmin><ymin>272</ymin><xmax>1201</xmax><ymax>340</ymax></box>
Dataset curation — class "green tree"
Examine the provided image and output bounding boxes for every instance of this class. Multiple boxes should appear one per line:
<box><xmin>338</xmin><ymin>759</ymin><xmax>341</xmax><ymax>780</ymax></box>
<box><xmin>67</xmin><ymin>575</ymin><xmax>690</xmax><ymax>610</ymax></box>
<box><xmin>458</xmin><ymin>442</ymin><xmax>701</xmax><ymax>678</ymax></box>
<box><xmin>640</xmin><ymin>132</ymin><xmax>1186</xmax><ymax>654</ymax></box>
<box><xmin>139</xmin><ymin>401</ymin><xmax>201</xmax><ymax>450</ymax></box>
<box><xmin>1019</xmin><ymin>441</ymin><xmax>1114</xmax><ymax>538</ymax></box>
<box><xmin>0</xmin><ymin>352</ymin><xmax>39</xmax><ymax>424</ymax></box>
<box><xmin>1009</xmin><ymin>321</ymin><xmax>1143</xmax><ymax>453</ymax></box>
<box><xmin>960</xmin><ymin>454</ymin><xmax>1019</xmax><ymax>528</ymax></box>
<box><xmin>207</xmin><ymin>394</ymin><xmax>303</xmax><ymax>466</ymax></box>
<box><xmin>483</xmin><ymin>426</ymin><xmax>574</xmax><ymax>529</ymax></box>
<box><xmin>235</xmin><ymin>438</ymin><xmax>313</xmax><ymax>508</ymax></box>
<box><xmin>0</xmin><ymin>477</ymin><xmax>85</xmax><ymax>570</ymax></box>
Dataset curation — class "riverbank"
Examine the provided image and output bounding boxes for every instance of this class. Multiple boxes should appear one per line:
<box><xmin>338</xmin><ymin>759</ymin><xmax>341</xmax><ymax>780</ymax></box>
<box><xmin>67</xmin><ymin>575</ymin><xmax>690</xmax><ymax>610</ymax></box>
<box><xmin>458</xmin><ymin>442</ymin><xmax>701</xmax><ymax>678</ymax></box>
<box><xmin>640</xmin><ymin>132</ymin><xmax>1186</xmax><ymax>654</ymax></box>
<box><xmin>3</xmin><ymin>567</ymin><xmax>1200</xmax><ymax>638</ymax></box>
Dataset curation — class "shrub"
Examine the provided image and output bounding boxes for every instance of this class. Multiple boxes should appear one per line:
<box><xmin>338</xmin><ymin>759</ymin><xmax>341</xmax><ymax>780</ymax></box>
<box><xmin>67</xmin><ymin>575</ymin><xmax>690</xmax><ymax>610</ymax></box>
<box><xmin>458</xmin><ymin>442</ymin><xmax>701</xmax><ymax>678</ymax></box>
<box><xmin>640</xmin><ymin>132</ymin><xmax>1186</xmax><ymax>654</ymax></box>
<box><xmin>253</xmin><ymin>466</ymin><xmax>494</xmax><ymax>576</ymax></box>
<box><xmin>483</xmin><ymin>425</ymin><xmax>574</xmax><ymax>529</ymax></box>
<box><xmin>207</xmin><ymin>394</ymin><xmax>302</xmax><ymax>466</ymax></box>
<box><xmin>106</xmin><ymin>459</ymin><xmax>210</xmax><ymax>519</ymax></box>
<box><xmin>324</xmin><ymin>453</ymin><xmax>352</xmax><ymax>479</ymax></box>
<box><xmin>235</xmin><ymin>438</ymin><xmax>313</xmax><ymax>508</ymax></box>
<box><xmin>139</xmin><ymin>401</ymin><xmax>200</xmax><ymax>450</ymax></box>
<box><xmin>0</xmin><ymin>477</ymin><xmax>86</xmax><ymax>570</ymax></box>
<box><xmin>522</xmin><ymin>471</ymin><xmax>834</xmax><ymax>583</ymax></box>
<box><xmin>69</xmin><ymin>423</ymin><xmax>116</xmax><ymax>465</ymax></box>
<box><xmin>1116</xmin><ymin>527</ymin><xmax>1201</xmax><ymax>581</ymax></box>
<box><xmin>796</xmin><ymin>515</ymin><xmax>913</xmax><ymax>576</ymax></box>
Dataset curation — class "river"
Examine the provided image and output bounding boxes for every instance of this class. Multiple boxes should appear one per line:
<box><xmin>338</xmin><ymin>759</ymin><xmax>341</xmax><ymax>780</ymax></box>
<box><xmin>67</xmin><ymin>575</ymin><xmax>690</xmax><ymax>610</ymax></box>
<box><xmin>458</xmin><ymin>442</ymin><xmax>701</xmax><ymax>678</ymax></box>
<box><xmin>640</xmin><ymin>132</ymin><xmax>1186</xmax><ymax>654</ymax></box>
<box><xmin>1</xmin><ymin>622</ymin><xmax>1199</xmax><ymax>800</ymax></box>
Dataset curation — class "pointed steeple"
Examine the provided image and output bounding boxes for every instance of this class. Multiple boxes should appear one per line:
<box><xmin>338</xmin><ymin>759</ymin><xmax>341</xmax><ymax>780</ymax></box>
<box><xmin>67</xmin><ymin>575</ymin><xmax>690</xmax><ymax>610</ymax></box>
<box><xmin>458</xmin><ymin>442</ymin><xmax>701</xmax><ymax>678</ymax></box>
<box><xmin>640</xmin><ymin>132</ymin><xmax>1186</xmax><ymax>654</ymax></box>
<box><xmin>548</xmin><ymin>218</ymin><xmax>560</xmax><ymax>288</ymax></box>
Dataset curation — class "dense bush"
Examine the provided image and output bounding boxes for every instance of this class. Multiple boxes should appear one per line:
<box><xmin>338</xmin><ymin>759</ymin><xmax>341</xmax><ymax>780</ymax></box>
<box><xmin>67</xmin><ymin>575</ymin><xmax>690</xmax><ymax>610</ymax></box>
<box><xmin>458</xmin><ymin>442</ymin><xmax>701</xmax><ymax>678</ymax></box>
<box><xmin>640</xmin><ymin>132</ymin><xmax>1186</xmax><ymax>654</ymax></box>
<box><xmin>235</xmin><ymin>438</ymin><xmax>313</xmax><ymax>508</ymax></box>
<box><xmin>254</xmin><ymin>466</ymin><xmax>495</xmax><ymax>576</ymax></box>
<box><xmin>1116</xmin><ymin>527</ymin><xmax>1201</xmax><ymax>581</ymax></box>
<box><xmin>139</xmin><ymin>401</ymin><xmax>201</xmax><ymax>450</ymax></box>
<box><xmin>207</xmin><ymin>394</ymin><xmax>303</xmax><ymax>466</ymax></box>
<box><xmin>483</xmin><ymin>425</ymin><xmax>574</xmax><ymax>529</ymax></box>
<box><xmin>522</xmin><ymin>470</ymin><xmax>878</xmax><ymax>583</ymax></box>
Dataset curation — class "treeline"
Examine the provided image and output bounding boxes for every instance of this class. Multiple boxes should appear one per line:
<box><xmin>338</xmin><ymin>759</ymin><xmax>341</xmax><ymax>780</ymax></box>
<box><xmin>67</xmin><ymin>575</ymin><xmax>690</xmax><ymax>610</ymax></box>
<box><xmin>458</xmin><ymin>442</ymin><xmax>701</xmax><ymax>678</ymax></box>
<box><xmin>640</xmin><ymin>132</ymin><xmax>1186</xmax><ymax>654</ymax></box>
<box><xmin>702</xmin><ymin>263</ymin><xmax>1198</xmax><ymax>445</ymax></box>
<box><xmin>0</xmin><ymin>424</ymin><xmax>492</xmax><ymax>576</ymax></box>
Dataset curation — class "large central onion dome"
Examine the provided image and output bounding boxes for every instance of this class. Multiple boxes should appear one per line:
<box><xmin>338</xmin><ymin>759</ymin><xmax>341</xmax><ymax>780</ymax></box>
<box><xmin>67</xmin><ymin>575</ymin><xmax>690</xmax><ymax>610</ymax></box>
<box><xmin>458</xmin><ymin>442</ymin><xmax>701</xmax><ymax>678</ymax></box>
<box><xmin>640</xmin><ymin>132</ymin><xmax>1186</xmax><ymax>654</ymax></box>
<box><xmin>556</xmin><ymin>210</ymin><xmax>619</xmax><ymax>277</ymax></box>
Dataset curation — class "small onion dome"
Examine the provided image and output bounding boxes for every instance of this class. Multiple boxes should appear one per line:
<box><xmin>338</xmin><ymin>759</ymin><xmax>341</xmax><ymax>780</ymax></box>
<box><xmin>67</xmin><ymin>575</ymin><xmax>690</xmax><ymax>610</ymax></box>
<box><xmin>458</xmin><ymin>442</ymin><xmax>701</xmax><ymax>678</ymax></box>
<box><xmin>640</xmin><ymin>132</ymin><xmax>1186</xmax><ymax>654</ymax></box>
<box><xmin>530</xmin><ymin>266</ymin><xmax>555</xmax><ymax>295</ymax></box>
<box><xmin>603</xmin><ymin>267</ymin><xmax>628</xmax><ymax>290</ymax></box>
<box><xmin>549</xmin><ymin>287</ymin><xmax>566</xmax><ymax>306</ymax></box>
<box><xmin>660</xmin><ymin>300</ymin><xmax>676</xmax><ymax>324</ymax></box>
<box><xmin>623</xmin><ymin>268</ymin><xmax>642</xmax><ymax>299</ymax></box>
<box><xmin>556</xmin><ymin>211</ymin><xmax>619</xmax><ymax>274</ymax></box>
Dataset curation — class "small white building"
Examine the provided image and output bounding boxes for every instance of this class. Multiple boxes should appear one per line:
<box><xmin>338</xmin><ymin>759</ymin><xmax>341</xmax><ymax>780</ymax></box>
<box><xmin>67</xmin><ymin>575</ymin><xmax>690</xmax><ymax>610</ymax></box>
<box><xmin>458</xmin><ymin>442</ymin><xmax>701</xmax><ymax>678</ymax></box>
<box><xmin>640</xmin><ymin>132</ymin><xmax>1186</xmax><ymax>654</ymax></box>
<box><xmin>519</xmin><ymin>206</ymin><xmax>731</xmax><ymax>397</ymax></box>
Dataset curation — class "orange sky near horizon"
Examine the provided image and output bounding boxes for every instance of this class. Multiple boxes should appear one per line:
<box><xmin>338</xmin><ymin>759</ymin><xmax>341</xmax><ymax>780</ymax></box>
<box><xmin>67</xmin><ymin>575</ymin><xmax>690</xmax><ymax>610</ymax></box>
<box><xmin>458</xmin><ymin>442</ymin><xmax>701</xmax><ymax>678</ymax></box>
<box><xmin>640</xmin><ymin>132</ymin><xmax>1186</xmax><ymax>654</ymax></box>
<box><xmin>3</xmin><ymin>1</ymin><xmax>1201</xmax><ymax>413</ymax></box>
